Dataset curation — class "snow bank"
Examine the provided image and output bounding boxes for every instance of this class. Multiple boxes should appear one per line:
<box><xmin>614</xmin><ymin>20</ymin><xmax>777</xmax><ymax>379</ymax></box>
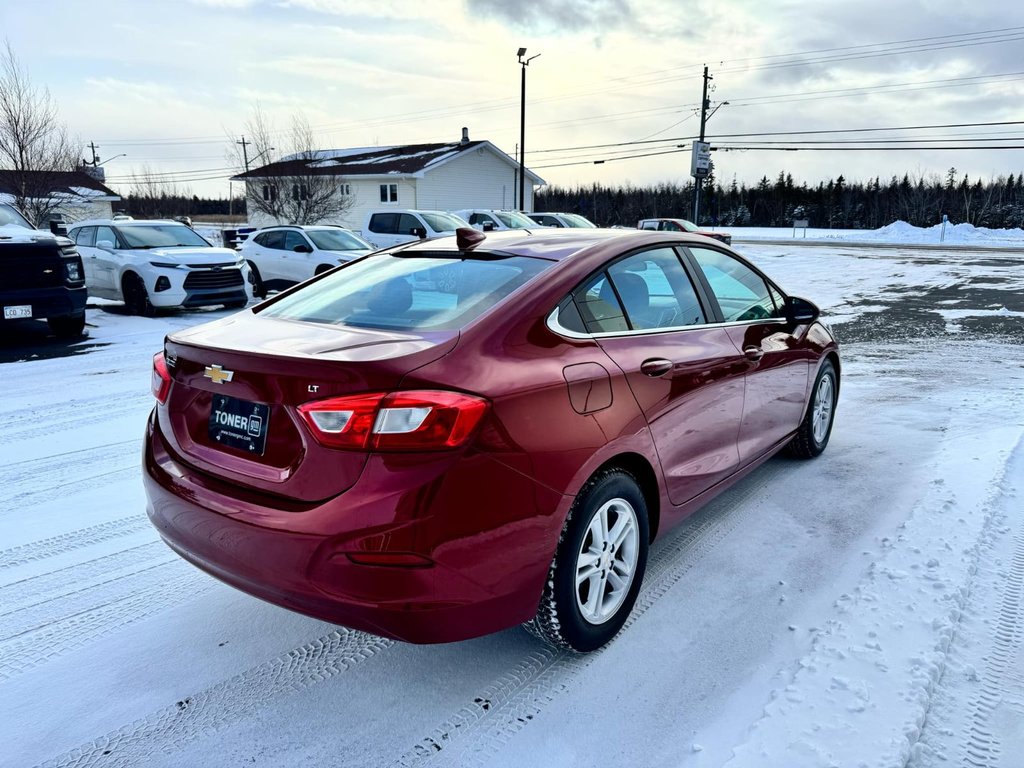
<box><xmin>730</xmin><ymin>221</ymin><xmax>1024</xmax><ymax>246</ymax></box>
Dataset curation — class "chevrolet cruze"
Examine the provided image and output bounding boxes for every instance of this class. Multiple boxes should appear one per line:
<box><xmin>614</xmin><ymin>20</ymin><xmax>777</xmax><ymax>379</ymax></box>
<box><xmin>145</xmin><ymin>227</ymin><xmax>839</xmax><ymax>652</ymax></box>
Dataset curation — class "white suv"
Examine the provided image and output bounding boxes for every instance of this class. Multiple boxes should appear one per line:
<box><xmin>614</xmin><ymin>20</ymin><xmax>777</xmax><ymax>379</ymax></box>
<box><xmin>68</xmin><ymin>219</ymin><xmax>253</xmax><ymax>315</ymax></box>
<box><xmin>451</xmin><ymin>209</ymin><xmax>539</xmax><ymax>231</ymax></box>
<box><xmin>361</xmin><ymin>209</ymin><xmax>468</xmax><ymax>249</ymax></box>
<box><xmin>238</xmin><ymin>225</ymin><xmax>373</xmax><ymax>298</ymax></box>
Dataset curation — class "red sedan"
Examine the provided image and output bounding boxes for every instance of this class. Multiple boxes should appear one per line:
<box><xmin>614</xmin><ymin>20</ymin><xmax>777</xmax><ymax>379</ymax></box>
<box><xmin>145</xmin><ymin>227</ymin><xmax>838</xmax><ymax>652</ymax></box>
<box><xmin>638</xmin><ymin>217</ymin><xmax>732</xmax><ymax>245</ymax></box>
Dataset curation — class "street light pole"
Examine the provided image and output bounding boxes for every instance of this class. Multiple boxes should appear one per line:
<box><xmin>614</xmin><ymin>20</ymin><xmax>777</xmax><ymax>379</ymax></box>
<box><xmin>517</xmin><ymin>47</ymin><xmax>540</xmax><ymax>212</ymax></box>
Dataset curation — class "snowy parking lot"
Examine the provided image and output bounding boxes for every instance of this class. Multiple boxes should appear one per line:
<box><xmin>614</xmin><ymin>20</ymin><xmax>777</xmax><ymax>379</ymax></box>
<box><xmin>1</xmin><ymin>242</ymin><xmax>1023</xmax><ymax>767</ymax></box>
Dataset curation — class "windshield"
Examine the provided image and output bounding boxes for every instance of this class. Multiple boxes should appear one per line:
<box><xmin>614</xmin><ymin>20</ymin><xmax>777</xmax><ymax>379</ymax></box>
<box><xmin>260</xmin><ymin>253</ymin><xmax>551</xmax><ymax>331</ymax></box>
<box><xmin>563</xmin><ymin>214</ymin><xmax>597</xmax><ymax>228</ymax></box>
<box><xmin>0</xmin><ymin>203</ymin><xmax>34</xmax><ymax>230</ymax></box>
<box><xmin>421</xmin><ymin>212</ymin><xmax>468</xmax><ymax>233</ymax></box>
<box><xmin>117</xmin><ymin>224</ymin><xmax>212</xmax><ymax>249</ymax></box>
<box><xmin>306</xmin><ymin>229</ymin><xmax>372</xmax><ymax>251</ymax></box>
<box><xmin>494</xmin><ymin>211</ymin><xmax>537</xmax><ymax>228</ymax></box>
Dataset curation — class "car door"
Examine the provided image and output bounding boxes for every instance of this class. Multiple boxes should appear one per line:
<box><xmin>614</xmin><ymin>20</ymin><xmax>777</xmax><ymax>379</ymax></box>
<box><xmin>684</xmin><ymin>245</ymin><xmax>811</xmax><ymax>463</ymax></box>
<box><xmin>281</xmin><ymin>230</ymin><xmax>313</xmax><ymax>283</ymax></box>
<box><xmin>91</xmin><ymin>225</ymin><xmax>121</xmax><ymax>295</ymax></box>
<box><xmin>72</xmin><ymin>226</ymin><xmax>99</xmax><ymax>287</ymax></box>
<box><xmin>570</xmin><ymin>246</ymin><xmax>748</xmax><ymax>506</ymax></box>
<box><xmin>253</xmin><ymin>230</ymin><xmax>288</xmax><ymax>284</ymax></box>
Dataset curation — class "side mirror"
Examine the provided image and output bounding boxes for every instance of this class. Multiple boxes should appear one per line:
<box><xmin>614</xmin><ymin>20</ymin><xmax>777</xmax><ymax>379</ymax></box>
<box><xmin>49</xmin><ymin>220</ymin><xmax>68</xmax><ymax>236</ymax></box>
<box><xmin>293</xmin><ymin>244</ymin><xmax>312</xmax><ymax>253</ymax></box>
<box><xmin>482</xmin><ymin>221</ymin><xmax>496</xmax><ymax>232</ymax></box>
<box><xmin>96</xmin><ymin>239</ymin><xmax>116</xmax><ymax>251</ymax></box>
<box><xmin>786</xmin><ymin>296</ymin><xmax>820</xmax><ymax>325</ymax></box>
<box><xmin>412</xmin><ymin>227</ymin><xmax>427</xmax><ymax>239</ymax></box>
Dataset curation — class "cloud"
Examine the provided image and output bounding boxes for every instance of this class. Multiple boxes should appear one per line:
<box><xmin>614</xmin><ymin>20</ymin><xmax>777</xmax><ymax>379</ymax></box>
<box><xmin>465</xmin><ymin>0</ymin><xmax>635</xmax><ymax>33</ymax></box>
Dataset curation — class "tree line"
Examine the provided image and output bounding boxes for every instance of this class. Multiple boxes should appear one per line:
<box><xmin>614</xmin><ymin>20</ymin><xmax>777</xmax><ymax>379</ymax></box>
<box><xmin>536</xmin><ymin>169</ymin><xmax>1024</xmax><ymax>229</ymax></box>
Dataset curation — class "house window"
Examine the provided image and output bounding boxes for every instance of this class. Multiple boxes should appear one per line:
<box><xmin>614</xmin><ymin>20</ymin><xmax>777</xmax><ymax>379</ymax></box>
<box><xmin>292</xmin><ymin>184</ymin><xmax>309</xmax><ymax>201</ymax></box>
<box><xmin>379</xmin><ymin>183</ymin><xmax>398</xmax><ymax>203</ymax></box>
<box><xmin>262</xmin><ymin>184</ymin><xmax>278</xmax><ymax>201</ymax></box>
<box><xmin>340</xmin><ymin>183</ymin><xmax>352</xmax><ymax>196</ymax></box>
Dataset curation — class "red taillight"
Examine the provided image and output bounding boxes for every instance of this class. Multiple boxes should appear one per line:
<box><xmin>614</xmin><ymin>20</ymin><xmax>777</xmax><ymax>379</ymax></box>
<box><xmin>297</xmin><ymin>390</ymin><xmax>488</xmax><ymax>452</ymax></box>
<box><xmin>151</xmin><ymin>352</ymin><xmax>171</xmax><ymax>404</ymax></box>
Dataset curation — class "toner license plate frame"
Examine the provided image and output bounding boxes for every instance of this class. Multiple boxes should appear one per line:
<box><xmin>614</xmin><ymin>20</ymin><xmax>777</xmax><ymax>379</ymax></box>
<box><xmin>209</xmin><ymin>394</ymin><xmax>271</xmax><ymax>455</ymax></box>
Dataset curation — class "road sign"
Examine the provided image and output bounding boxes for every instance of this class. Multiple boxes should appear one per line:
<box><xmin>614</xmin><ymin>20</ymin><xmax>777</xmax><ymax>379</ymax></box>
<box><xmin>691</xmin><ymin>142</ymin><xmax>711</xmax><ymax>177</ymax></box>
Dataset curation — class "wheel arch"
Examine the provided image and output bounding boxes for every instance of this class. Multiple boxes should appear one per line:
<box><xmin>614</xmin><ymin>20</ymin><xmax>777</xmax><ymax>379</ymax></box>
<box><xmin>592</xmin><ymin>452</ymin><xmax>661</xmax><ymax>542</ymax></box>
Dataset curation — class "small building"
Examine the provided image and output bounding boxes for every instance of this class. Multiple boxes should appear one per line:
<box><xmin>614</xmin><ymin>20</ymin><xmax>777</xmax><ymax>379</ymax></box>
<box><xmin>0</xmin><ymin>169</ymin><xmax>121</xmax><ymax>226</ymax></box>
<box><xmin>233</xmin><ymin>128</ymin><xmax>545</xmax><ymax>229</ymax></box>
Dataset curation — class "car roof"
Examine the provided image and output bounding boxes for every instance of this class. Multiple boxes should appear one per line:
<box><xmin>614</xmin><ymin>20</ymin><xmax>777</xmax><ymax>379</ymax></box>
<box><xmin>393</xmin><ymin>227</ymin><xmax>722</xmax><ymax>262</ymax></box>
<box><xmin>69</xmin><ymin>219</ymin><xmax>184</xmax><ymax>228</ymax></box>
<box><xmin>257</xmin><ymin>224</ymin><xmax>351</xmax><ymax>231</ymax></box>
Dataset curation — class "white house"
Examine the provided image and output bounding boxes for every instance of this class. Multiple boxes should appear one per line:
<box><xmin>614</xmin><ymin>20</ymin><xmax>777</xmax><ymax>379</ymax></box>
<box><xmin>0</xmin><ymin>169</ymin><xmax>121</xmax><ymax>225</ymax></box>
<box><xmin>233</xmin><ymin>129</ymin><xmax>546</xmax><ymax>229</ymax></box>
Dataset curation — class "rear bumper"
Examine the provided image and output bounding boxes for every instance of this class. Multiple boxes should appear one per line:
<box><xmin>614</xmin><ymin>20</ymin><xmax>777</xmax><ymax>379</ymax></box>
<box><xmin>143</xmin><ymin>412</ymin><xmax>566</xmax><ymax>643</ymax></box>
<box><xmin>0</xmin><ymin>285</ymin><xmax>86</xmax><ymax>320</ymax></box>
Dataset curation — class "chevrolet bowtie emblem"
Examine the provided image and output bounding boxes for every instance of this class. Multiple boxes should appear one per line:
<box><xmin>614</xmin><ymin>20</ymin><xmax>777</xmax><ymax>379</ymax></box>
<box><xmin>204</xmin><ymin>364</ymin><xmax>234</xmax><ymax>384</ymax></box>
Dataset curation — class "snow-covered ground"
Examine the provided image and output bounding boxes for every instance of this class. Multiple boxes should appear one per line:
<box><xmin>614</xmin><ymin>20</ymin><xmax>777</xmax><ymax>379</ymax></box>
<box><xmin>726</xmin><ymin>220</ymin><xmax>1024</xmax><ymax>247</ymax></box>
<box><xmin>1</xmin><ymin>242</ymin><xmax>1023</xmax><ymax>767</ymax></box>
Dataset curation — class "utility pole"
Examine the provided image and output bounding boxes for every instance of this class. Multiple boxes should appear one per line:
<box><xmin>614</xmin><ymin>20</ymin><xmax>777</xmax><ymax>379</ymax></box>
<box><xmin>237</xmin><ymin>136</ymin><xmax>251</xmax><ymax>172</ymax></box>
<box><xmin>693</xmin><ymin>66</ymin><xmax>711</xmax><ymax>223</ymax></box>
<box><xmin>85</xmin><ymin>142</ymin><xmax>100</xmax><ymax>167</ymax></box>
<box><xmin>513</xmin><ymin>143</ymin><xmax>518</xmax><ymax>209</ymax></box>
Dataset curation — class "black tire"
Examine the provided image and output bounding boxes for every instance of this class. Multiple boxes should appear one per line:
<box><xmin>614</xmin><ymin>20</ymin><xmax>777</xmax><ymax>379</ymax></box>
<box><xmin>788</xmin><ymin>358</ymin><xmax>838</xmax><ymax>459</ymax></box>
<box><xmin>122</xmin><ymin>273</ymin><xmax>155</xmax><ymax>317</ymax></box>
<box><xmin>526</xmin><ymin>469</ymin><xmax>650</xmax><ymax>652</ymax></box>
<box><xmin>247</xmin><ymin>261</ymin><xmax>267</xmax><ymax>299</ymax></box>
<box><xmin>48</xmin><ymin>313</ymin><xmax>86</xmax><ymax>338</ymax></box>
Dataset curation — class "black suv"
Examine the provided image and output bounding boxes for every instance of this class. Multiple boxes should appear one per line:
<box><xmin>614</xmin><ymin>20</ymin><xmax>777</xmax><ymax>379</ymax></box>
<box><xmin>0</xmin><ymin>203</ymin><xmax>88</xmax><ymax>337</ymax></box>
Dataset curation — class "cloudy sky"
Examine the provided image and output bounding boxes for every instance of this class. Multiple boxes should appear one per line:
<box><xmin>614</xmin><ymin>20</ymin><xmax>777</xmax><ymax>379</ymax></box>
<box><xmin>3</xmin><ymin>0</ymin><xmax>1023</xmax><ymax>198</ymax></box>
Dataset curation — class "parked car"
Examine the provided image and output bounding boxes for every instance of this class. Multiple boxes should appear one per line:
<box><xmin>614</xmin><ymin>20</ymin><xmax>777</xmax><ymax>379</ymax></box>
<box><xmin>67</xmin><ymin>219</ymin><xmax>253</xmax><ymax>315</ymax></box>
<box><xmin>145</xmin><ymin>227</ymin><xmax>839</xmax><ymax>652</ymax></box>
<box><xmin>361</xmin><ymin>209</ymin><xmax>469</xmax><ymax>249</ymax></box>
<box><xmin>238</xmin><ymin>225</ymin><xmax>373</xmax><ymax>298</ymax></box>
<box><xmin>452</xmin><ymin>209</ymin><xmax>540</xmax><ymax>231</ymax></box>
<box><xmin>0</xmin><ymin>202</ymin><xmax>88</xmax><ymax>338</ymax></box>
<box><xmin>527</xmin><ymin>212</ymin><xmax>597</xmax><ymax>228</ymax></box>
<box><xmin>638</xmin><ymin>217</ymin><xmax>732</xmax><ymax>245</ymax></box>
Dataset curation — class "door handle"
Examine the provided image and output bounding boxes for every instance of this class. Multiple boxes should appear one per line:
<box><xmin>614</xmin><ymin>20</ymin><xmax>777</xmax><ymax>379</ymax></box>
<box><xmin>640</xmin><ymin>358</ymin><xmax>674</xmax><ymax>377</ymax></box>
<box><xmin>743</xmin><ymin>346</ymin><xmax>764</xmax><ymax>361</ymax></box>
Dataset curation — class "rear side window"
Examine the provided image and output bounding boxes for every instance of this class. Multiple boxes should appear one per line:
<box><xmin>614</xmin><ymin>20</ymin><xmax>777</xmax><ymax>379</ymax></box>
<box><xmin>689</xmin><ymin>247</ymin><xmax>781</xmax><ymax>322</ymax></box>
<box><xmin>74</xmin><ymin>227</ymin><xmax>96</xmax><ymax>246</ymax></box>
<box><xmin>260</xmin><ymin>254</ymin><xmax>551</xmax><ymax>331</ymax></box>
<box><xmin>369</xmin><ymin>213</ymin><xmax>398</xmax><ymax>234</ymax></box>
<box><xmin>257</xmin><ymin>230</ymin><xmax>286</xmax><ymax>249</ymax></box>
<box><xmin>571</xmin><ymin>273</ymin><xmax>629</xmax><ymax>334</ymax></box>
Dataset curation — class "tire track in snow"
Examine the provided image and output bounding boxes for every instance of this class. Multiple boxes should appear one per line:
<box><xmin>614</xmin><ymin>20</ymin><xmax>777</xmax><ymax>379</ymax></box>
<box><xmin>0</xmin><ymin>562</ymin><xmax>214</xmax><ymax>681</ymax></box>
<box><xmin>35</xmin><ymin>630</ymin><xmax>394</xmax><ymax>768</ymax></box>
<box><xmin>0</xmin><ymin>516</ymin><xmax>152</xmax><ymax>571</ymax></box>
<box><xmin>0</xmin><ymin>392</ymin><xmax>151</xmax><ymax>447</ymax></box>
<box><xmin>0</xmin><ymin>541</ymin><xmax>169</xmax><ymax>614</ymax></box>
<box><xmin>0</xmin><ymin>556</ymin><xmax>184</xmax><ymax>643</ymax></box>
<box><xmin>959</xmin><ymin>527</ymin><xmax>1024</xmax><ymax>768</ymax></box>
<box><xmin>0</xmin><ymin>439</ymin><xmax>140</xmax><ymax>510</ymax></box>
<box><xmin>390</xmin><ymin>460</ymin><xmax>785</xmax><ymax>767</ymax></box>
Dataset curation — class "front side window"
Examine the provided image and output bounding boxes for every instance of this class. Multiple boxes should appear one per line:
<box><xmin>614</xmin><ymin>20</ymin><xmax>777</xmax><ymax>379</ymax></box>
<box><xmin>689</xmin><ymin>247</ymin><xmax>781</xmax><ymax>322</ymax></box>
<box><xmin>494</xmin><ymin>210</ymin><xmax>535</xmax><ymax>228</ymax></box>
<box><xmin>306</xmin><ymin>229</ymin><xmax>371</xmax><ymax>251</ymax></box>
<box><xmin>533</xmin><ymin>214</ymin><xmax>561</xmax><ymax>227</ymax></box>
<box><xmin>95</xmin><ymin>225</ymin><xmax>119</xmax><ymax>248</ymax></box>
<box><xmin>284</xmin><ymin>230</ymin><xmax>309</xmax><ymax>251</ymax></box>
<box><xmin>260</xmin><ymin>254</ymin><xmax>551</xmax><ymax>331</ymax></box>
<box><xmin>563</xmin><ymin>214</ymin><xmax>596</xmax><ymax>228</ymax></box>
<box><xmin>379</xmin><ymin>183</ymin><xmax>398</xmax><ymax>203</ymax></box>
<box><xmin>398</xmin><ymin>213</ymin><xmax>422</xmax><ymax>235</ymax></box>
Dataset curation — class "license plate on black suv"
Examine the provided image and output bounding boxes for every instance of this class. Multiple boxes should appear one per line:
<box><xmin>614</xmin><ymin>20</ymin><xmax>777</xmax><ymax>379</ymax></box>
<box><xmin>209</xmin><ymin>395</ymin><xmax>270</xmax><ymax>455</ymax></box>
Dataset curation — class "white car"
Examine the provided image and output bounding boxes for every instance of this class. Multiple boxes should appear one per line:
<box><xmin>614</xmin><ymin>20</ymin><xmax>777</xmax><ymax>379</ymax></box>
<box><xmin>526</xmin><ymin>212</ymin><xmax>597</xmax><ymax>228</ymax></box>
<box><xmin>238</xmin><ymin>225</ymin><xmax>374</xmax><ymax>298</ymax></box>
<box><xmin>361</xmin><ymin>209</ymin><xmax>468</xmax><ymax>249</ymax></box>
<box><xmin>451</xmin><ymin>209</ymin><xmax>539</xmax><ymax>231</ymax></box>
<box><xmin>67</xmin><ymin>219</ymin><xmax>253</xmax><ymax>315</ymax></box>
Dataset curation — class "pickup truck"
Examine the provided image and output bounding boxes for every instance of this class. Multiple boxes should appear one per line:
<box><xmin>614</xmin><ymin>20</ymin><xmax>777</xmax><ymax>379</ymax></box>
<box><xmin>0</xmin><ymin>203</ymin><xmax>88</xmax><ymax>337</ymax></box>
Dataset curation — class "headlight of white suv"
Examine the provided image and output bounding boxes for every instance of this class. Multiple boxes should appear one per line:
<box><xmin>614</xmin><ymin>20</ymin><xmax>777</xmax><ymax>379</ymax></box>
<box><xmin>148</xmin><ymin>261</ymin><xmax>182</xmax><ymax>269</ymax></box>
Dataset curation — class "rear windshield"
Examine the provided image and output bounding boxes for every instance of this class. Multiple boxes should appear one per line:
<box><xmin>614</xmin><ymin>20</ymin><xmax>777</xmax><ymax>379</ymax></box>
<box><xmin>260</xmin><ymin>253</ymin><xmax>551</xmax><ymax>331</ymax></box>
